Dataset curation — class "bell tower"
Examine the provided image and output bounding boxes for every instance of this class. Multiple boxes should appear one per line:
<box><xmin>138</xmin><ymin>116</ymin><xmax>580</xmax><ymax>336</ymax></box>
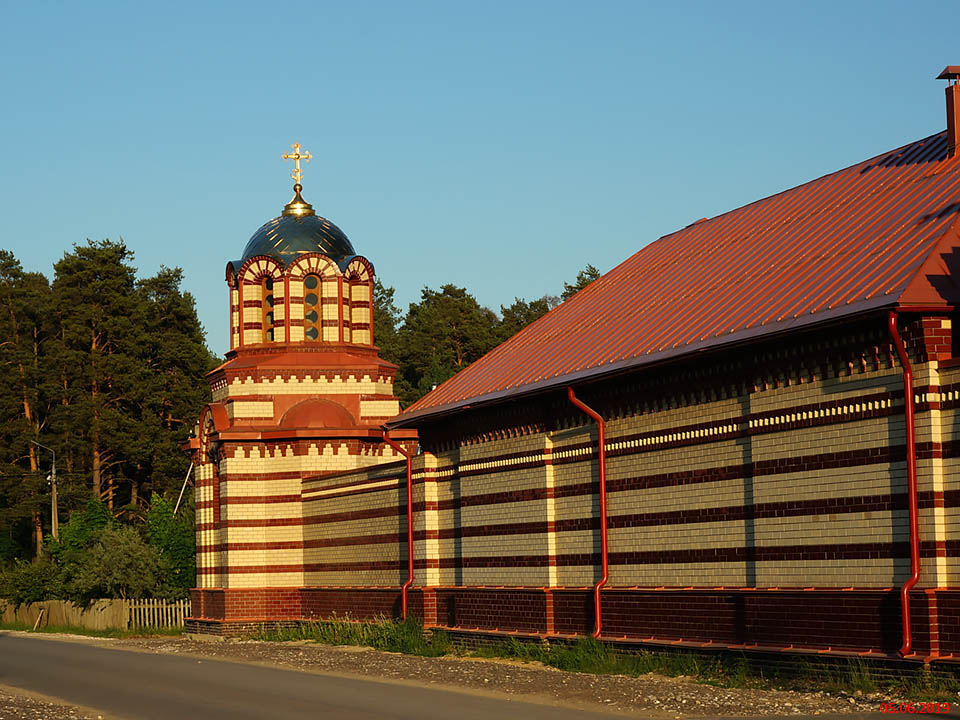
<box><xmin>188</xmin><ymin>145</ymin><xmax>415</xmax><ymax>631</ymax></box>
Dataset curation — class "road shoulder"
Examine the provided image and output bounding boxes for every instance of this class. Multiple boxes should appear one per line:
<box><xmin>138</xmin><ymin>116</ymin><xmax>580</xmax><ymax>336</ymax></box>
<box><xmin>0</xmin><ymin>682</ymin><xmax>109</xmax><ymax>720</ymax></box>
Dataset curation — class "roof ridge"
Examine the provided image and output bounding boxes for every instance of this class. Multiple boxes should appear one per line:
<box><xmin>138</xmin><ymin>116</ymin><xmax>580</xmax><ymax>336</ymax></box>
<box><xmin>658</xmin><ymin>130</ymin><xmax>948</xmax><ymax>241</ymax></box>
<box><xmin>630</xmin><ymin>132</ymin><xmax>953</xmax><ymax>283</ymax></box>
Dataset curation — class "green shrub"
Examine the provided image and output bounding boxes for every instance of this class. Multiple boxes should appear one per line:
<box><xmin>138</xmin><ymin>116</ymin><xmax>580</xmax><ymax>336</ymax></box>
<box><xmin>144</xmin><ymin>493</ymin><xmax>195</xmax><ymax>599</ymax></box>
<box><xmin>48</xmin><ymin>499</ymin><xmax>115</xmax><ymax>566</ymax></box>
<box><xmin>61</xmin><ymin>526</ymin><xmax>161</xmax><ymax>602</ymax></box>
<box><xmin>0</xmin><ymin>557</ymin><xmax>62</xmax><ymax>605</ymax></box>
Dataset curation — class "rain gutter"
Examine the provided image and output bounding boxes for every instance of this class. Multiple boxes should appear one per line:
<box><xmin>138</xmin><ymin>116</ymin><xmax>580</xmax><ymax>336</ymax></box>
<box><xmin>888</xmin><ymin>310</ymin><xmax>921</xmax><ymax>657</ymax></box>
<box><xmin>381</xmin><ymin>429</ymin><xmax>414</xmax><ymax>621</ymax></box>
<box><xmin>567</xmin><ymin>387</ymin><xmax>609</xmax><ymax>639</ymax></box>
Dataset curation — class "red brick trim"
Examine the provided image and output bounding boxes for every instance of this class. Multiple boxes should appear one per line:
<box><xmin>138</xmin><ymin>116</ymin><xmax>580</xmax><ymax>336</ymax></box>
<box><xmin>567</xmin><ymin>492</ymin><xmax>924</xmax><ymax>532</ymax></box>
<box><xmin>197</xmin><ymin>517</ymin><xmax>304</xmax><ymax>530</ymax></box>
<box><xmin>302</xmin><ymin>471</ymin><xmax>405</xmax><ymax>495</ymax></box>
<box><xmin>291</xmin><ymin>446</ymin><xmax>916</xmax><ymax>530</ymax></box>
<box><xmin>199</xmin><ymin>560</ymin><xmax>404</xmax><ymax>575</ymax></box>
<box><xmin>197</xmin><ymin>493</ymin><xmax>301</xmax><ymax>509</ymax></box>
<box><xmin>302</xmin><ymin>484</ymin><xmax>404</xmax><ymax>503</ymax></box>
<box><xmin>198</xmin><ymin>532</ymin><xmax>405</xmax><ymax>553</ymax></box>
<box><xmin>201</xmin><ymin>483</ymin><xmax>942</xmax><ymax>552</ymax></box>
<box><xmin>436</xmin><ymin>395</ymin><xmax>905</xmax><ymax>486</ymax></box>
<box><xmin>216</xmin><ymin>472</ymin><xmax>322</xmax><ymax>481</ymax></box>
<box><xmin>201</xmin><ymin>541</ymin><xmax>918</xmax><ymax>576</ymax></box>
<box><xmin>562</xmin><ymin>445</ymin><xmax>903</xmax><ymax>497</ymax></box>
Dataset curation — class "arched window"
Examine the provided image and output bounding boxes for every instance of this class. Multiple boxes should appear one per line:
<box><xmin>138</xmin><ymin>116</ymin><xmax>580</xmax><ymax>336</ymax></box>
<box><xmin>261</xmin><ymin>277</ymin><xmax>275</xmax><ymax>342</ymax></box>
<box><xmin>303</xmin><ymin>274</ymin><xmax>321</xmax><ymax>341</ymax></box>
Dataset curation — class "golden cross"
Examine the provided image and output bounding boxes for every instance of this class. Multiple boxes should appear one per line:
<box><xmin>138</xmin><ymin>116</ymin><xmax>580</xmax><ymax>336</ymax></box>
<box><xmin>281</xmin><ymin>143</ymin><xmax>312</xmax><ymax>185</ymax></box>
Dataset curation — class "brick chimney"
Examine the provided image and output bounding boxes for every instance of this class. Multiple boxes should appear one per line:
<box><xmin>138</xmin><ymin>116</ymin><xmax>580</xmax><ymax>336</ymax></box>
<box><xmin>939</xmin><ymin>66</ymin><xmax>960</xmax><ymax>158</ymax></box>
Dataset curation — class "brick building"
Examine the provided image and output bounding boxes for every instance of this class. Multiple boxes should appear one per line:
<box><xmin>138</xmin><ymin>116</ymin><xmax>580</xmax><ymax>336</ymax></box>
<box><xmin>187</xmin><ymin>147</ymin><xmax>416</xmax><ymax>632</ymax></box>
<box><xmin>189</xmin><ymin>72</ymin><xmax>960</xmax><ymax>660</ymax></box>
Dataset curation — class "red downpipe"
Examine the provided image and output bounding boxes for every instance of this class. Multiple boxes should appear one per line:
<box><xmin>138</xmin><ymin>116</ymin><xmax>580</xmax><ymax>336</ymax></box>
<box><xmin>567</xmin><ymin>387</ymin><xmax>609</xmax><ymax>639</ymax></box>
<box><xmin>382</xmin><ymin>430</ymin><xmax>414</xmax><ymax>620</ymax></box>
<box><xmin>888</xmin><ymin>310</ymin><xmax>921</xmax><ymax>657</ymax></box>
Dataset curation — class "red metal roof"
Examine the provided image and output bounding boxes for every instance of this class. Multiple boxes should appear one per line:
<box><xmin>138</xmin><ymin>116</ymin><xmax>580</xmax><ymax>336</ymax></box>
<box><xmin>391</xmin><ymin>131</ymin><xmax>960</xmax><ymax>426</ymax></box>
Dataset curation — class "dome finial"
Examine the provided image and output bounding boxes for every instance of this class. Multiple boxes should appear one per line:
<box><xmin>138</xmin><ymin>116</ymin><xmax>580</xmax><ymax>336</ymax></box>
<box><xmin>282</xmin><ymin>142</ymin><xmax>311</xmax><ymax>185</ymax></box>
<box><xmin>281</xmin><ymin>143</ymin><xmax>315</xmax><ymax>217</ymax></box>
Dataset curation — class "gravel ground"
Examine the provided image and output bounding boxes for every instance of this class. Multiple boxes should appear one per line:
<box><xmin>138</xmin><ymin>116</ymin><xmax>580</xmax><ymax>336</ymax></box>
<box><xmin>109</xmin><ymin>635</ymin><xmax>905</xmax><ymax>717</ymax></box>
<box><xmin>0</xmin><ymin>685</ymin><xmax>101</xmax><ymax>720</ymax></box>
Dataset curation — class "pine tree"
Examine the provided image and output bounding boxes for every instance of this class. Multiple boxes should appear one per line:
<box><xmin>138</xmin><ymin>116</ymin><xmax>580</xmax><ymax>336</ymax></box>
<box><xmin>136</xmin><ymin>267</ymin><xmax>218</xmax><ymax>505</ymax></box>
<box><xmin>372</xmin><ymin>278</ymin><xmax>402</xmax><ymax>362</ymax></box>
<box><xmin>49</xmin><ymin>240</ymin><xmax>150</xmax><ymax>511</ymax></box>
<box><xmin>499</xmin><ymin>295</ymin><xmax>557</xmax><ymax>341</ymax></box>
<box><xmin>0</xmin><ymin>251</ymin><xmax>53</xmax><ymax>557</ymax></box>
<box><xmin>562</xmin><ymin>264</ymin><xmax>601</xmax><ymax>300</ymax></box>
<box><xmin>394</xmin><ymin>285</ymin><xmax>501</xmax><ymax>404</ymax></box>
<box><xmin>0</xmin><ymin>244</ymin><xmax>215</xmax><ymax>560</ymax></box>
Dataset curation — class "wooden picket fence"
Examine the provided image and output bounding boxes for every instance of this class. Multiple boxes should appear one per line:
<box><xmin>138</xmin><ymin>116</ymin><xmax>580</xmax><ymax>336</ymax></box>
<box><xmin>125</xmin><ymin>598</ymin><xmax>190</xmax><ymax>630</ymax></box>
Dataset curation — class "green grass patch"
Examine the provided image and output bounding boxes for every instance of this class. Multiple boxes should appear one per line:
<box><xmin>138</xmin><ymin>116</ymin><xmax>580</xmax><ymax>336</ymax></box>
<box><xmin>255</xmin><ymin>615</ymin><xmax>451</xmax><ymax>657</ymax></box>
<box><xmin>474</xmin><ymin>637</ymin><xmax>751</xmax><ymax>686</ymax></box>
<box><xmin>253</xmin><ymin>619</ymin><xmax>960</xmax><ymax>699</ymax></box>
<box><xmin>0</xmin><ymin>620</ymin><xmax>184</xmax><ymax>638</ymax></box>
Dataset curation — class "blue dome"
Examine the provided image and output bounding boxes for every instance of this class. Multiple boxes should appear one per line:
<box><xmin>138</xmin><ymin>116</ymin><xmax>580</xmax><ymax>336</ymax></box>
<box><xmin>240</xmin><ymin>213</ymin><xmax>355</xmax><ymax>265</ymax></box>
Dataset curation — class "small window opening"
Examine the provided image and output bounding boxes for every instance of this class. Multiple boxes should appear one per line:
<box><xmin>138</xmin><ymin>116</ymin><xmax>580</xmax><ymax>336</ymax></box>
<box><xmin>261</xmin><ymin>276</ymin><xmax>275</xmax><ymax>342</ymax></box>
<box><xmin>304</xmin><ymin>274</ymin><xmax>321</xmax><ymax>341</ymax></box>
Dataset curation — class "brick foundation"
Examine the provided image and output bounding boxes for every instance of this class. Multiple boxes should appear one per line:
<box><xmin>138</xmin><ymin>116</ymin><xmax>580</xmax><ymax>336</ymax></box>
<box><xmin>189</xmin><ymin>585</ymin><xmax>951</xmax><ymax>657</ymax></box>
<box><xmin>184</xmin><ymin>618</ymin><xmax>301</xmax><ymax>638</ymax></box>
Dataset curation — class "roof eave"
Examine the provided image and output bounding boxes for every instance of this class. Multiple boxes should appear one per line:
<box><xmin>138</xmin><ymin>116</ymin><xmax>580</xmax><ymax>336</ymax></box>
<box><xmin>386</xmin><ymin>296</ymin><xmax>904</xmax><ymax>429</ymax></box>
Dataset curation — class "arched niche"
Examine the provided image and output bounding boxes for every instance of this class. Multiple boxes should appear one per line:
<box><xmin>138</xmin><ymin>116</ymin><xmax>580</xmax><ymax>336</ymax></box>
<box><xmin>236</xmin><ymin>256</ymin><xmax>284</xmax><ymax>346</ymax></box>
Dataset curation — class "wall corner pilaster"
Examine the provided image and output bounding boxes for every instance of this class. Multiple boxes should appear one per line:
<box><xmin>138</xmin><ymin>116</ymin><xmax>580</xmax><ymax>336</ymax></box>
<box><xmin>414</xmin><ymin>452</ymin><xmax>443</xmax><ymax>588</ymax></box>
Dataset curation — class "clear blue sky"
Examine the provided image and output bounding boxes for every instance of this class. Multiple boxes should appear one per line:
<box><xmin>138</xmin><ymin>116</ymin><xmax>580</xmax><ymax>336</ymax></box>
<box><xmin>1</xmin><ymin>0</ymin><xmax>956</xmax><ymax>356</ymax></box>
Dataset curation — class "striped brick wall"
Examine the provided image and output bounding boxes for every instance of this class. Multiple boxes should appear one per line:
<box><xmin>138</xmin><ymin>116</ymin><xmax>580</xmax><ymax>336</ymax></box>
<box><xmin>191</xmin><ymin>316</ymin><xmax>960</xmax><ymax>656</ymax></box>
<box><xmin>195</xmin><ymin>439</ymin><xmax>410</xmax><ymax>590</ymax></box>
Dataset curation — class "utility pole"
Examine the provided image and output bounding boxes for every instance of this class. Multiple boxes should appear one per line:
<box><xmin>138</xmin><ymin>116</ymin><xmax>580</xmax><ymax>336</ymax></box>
<box><xmin>174</xmin><ymin>462</ymin><xmax>193</xmax><ymax>516</ymax></box>
<box><xmin>31</xmin><ymin>441</ymin><xmax>58</xmax><ymax>540</ymax></box>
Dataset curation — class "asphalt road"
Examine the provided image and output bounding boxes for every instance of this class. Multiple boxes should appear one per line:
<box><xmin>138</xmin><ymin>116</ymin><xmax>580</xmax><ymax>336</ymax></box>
<box><xmin>0</xmin><ymin>632</ymin><xmax>625</xmax><ymax>720</ymax></box>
